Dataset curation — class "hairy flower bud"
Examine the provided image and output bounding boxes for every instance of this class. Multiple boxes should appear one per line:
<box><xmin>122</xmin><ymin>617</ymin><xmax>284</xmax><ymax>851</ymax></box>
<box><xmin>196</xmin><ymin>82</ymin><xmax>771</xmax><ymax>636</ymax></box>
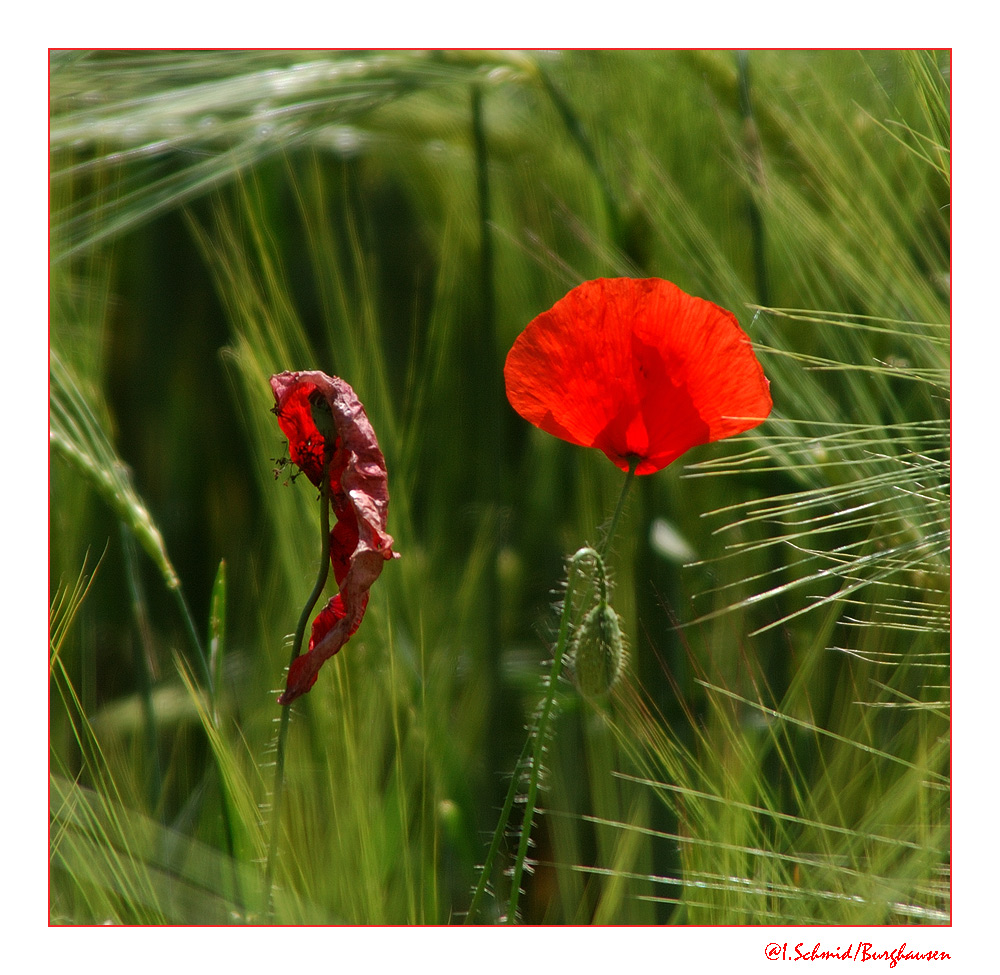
<box><xmin>570</xmin><ymin>601</ymin><xmax>625</xmax><ymax>698</ymax></box>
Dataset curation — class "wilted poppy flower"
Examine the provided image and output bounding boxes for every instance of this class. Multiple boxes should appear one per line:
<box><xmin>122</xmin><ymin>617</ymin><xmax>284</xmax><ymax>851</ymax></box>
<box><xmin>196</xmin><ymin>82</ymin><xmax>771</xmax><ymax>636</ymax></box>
<box><xmin>270</xmin><ymin>370</ymin><xmax>398</xmax><ymax>705</ymax></box>
<box><xmin>504</xmin><ymin>278</ymin><xmax>772</xmax><ymax>475</ymax></box>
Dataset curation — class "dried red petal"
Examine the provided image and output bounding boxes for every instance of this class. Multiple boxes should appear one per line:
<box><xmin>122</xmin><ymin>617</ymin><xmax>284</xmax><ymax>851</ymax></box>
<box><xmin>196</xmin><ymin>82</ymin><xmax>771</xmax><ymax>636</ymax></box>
<box><xmin>281</xmin><ymin>592</ymin><xmax>368</xmax><ymax>700</ymax></box>
<box><xmin>270</xmin><ymin>371</ymin><xmax>398</xmax><ymax>705</ymax></box>
<box><xmin>504</xmin><ymin>278</ymin><xmax>772</xmax><ymax>475</ymax></box>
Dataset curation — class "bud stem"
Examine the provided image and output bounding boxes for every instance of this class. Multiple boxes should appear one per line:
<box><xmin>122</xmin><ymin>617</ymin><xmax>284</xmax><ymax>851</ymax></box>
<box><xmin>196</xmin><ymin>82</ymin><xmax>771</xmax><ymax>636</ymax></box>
<box><xmin>469</xmin><ymin>460</ymin><xmax>638</xmax><ymax>924</ymax></box>
<box><xmin>264</xmin><ymin>445</ymin><xmax>333</xmax><ymax>919</ymax></box>
<box><xmin>506</xmin><ymin>546</ymin><xmax>595</xmax><ymax>922</ymax></box>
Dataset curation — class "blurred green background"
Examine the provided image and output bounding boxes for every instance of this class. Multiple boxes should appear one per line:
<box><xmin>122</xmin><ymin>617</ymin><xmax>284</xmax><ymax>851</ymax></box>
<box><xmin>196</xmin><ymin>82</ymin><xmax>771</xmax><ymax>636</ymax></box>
<box><xmin>50</xmin><ymin>49</ymin><xmax>949</xmax><ymax>925</ymax></box>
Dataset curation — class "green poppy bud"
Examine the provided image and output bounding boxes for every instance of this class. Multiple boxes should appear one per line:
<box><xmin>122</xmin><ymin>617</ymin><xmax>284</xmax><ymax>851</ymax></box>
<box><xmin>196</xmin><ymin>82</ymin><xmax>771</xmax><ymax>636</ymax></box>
<box><xmin>308</xmin><ymin>388</ymin><xmax>337</xmax><ymax>442</ymax></box>
<box><xmin>570</xmin><ymin>601</ymin><xmax>625</xmax><ymax>698</ymax></box>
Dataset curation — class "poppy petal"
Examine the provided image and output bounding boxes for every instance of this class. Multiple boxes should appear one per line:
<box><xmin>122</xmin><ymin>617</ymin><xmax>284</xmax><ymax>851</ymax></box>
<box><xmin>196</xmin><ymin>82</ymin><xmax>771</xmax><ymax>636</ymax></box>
<box><xmin>504</xmin><ymin>278</ymin><xmax>771</xmax><ymax>474</ymax></box>
<box><xmin>280</xmin><ymin>591</ymin><xmax>370</xmax><ymax>702</ymax></box>
<box><xmin>270</xmin><ymin>371</ymin><xmax>398</xmax><ymax>705</ymax></box>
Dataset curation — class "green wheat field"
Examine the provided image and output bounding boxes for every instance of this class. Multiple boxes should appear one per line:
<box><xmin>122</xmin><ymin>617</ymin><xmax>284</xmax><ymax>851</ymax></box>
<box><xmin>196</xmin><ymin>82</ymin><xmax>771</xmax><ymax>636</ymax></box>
<box><xmin>49</xmin><ymin>49</ymin><xmax>950</xmax><ymax>926</ymax></box>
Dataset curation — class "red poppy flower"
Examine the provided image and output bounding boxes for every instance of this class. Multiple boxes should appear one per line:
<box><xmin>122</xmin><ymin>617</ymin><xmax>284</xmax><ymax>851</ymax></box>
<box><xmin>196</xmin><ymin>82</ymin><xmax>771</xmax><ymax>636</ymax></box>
<box><xmin>270</xmin><ymin>370</ymin><xmax>398</xmax><ymax>705</ymax></box>
<box><xmin>504</xmin><ymin>278</ymin><xmax>772</xmax><ymax>475</ymax></box>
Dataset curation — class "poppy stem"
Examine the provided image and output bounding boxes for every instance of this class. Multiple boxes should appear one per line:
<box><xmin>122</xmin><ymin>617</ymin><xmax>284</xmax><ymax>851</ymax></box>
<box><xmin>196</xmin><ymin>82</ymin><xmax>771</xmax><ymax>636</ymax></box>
<box><xmin>599</xmin><ymin>455</ymin><xmax>639</xmax><ymax>560</ymax></box>
<box><xmin>474</xmin><ymin>461</ymin><xmax>638</xmax><ymax>923</ymax></box>
<box><xmin>505</xmin><ymin>545</ymin><xmax>598</xmax><ymax>924</ymax></box>
<box><xmin>263</xmin><ymin>447</ymin><xmax>333</xmax><ymax>920</ymax></box>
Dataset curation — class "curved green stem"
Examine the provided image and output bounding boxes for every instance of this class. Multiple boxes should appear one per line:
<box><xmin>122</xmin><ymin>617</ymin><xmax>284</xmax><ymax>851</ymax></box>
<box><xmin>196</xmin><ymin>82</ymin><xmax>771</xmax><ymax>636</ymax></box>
<box><xmin>505</xmin><ymin>545</ymin><xmax>595</xmax><ymax>922</ymax></box>
<box><xmin>466</xmin><ymin>547</ymin><xmax>596</xmax><ymax>924</ymax></box>
<box><xmin>262</xmin><ymin>451</ymin><xmax>332</xmax><ymax>920</ymax></box>
<box><xmin>467</xmin><ymin>460</ymin><xmax>638</xmax><ymax>924</ymax></box>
